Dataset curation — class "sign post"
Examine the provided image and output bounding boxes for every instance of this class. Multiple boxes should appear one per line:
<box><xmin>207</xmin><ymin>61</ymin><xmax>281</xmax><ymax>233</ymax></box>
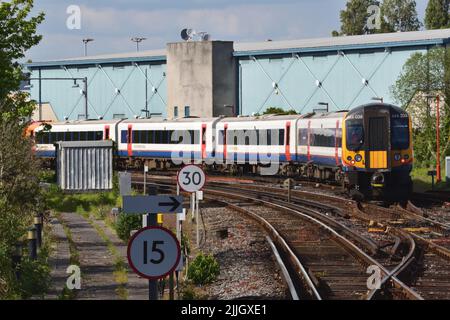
<box><xmin>127</xmin><ymin>226</ymin><xmax>181</xmax><ymax>300</ymax></box>
<box><xmin>123</xmin><ymin>192</ymin><xmax>183</xmax><ymax>300</ymax></box>
<box><xmin>177</xmin><ymin>165</ymin><xmax>206</xmax><ymax>248</ymax></box>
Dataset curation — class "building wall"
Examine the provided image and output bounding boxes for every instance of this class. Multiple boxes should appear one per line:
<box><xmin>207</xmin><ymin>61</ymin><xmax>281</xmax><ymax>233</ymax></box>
<box><xmin>238</xmin><ymin>46</ymin><xmax>428</xmax><ymax>115</ymax></box>
<box><xmin>29</xmin><ymin>61</ymin><xmax>167</xmax><ymax>121</ymax></box>
<box><xmin>167</xmin><ymin>41</ymin><xmax>236</xmax><ymax>119</ymax></box>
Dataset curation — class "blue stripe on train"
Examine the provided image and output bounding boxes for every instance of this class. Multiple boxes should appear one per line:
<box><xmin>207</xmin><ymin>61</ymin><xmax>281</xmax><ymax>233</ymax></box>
<box><xmin>36</xmin><ymin>150</ymin><xmax>56</xmax><ymax>158</ymax></box>
<box><xmin>119</xmin><ymin>150</ymin><xmax>341</xmax><ymax>166</ymax></box>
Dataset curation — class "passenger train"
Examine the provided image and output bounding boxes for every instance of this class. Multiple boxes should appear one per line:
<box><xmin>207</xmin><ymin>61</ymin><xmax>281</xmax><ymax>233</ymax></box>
<box><xmin>28</xmin><ymin>103</ymin><xmax>413</xmax><ymax>200</ymax></box>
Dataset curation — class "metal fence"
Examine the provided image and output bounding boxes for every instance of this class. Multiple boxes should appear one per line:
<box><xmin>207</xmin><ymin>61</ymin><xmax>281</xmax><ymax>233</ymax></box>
<box><xmin>56</xmin><ymin>140</ymin><xmax>114</xmax><ymax>191</ymax></box>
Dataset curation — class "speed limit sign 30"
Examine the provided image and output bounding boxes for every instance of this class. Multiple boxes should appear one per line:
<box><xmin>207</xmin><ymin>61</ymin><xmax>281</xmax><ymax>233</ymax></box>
<box><xmin>177</xmin><ymin>165</ymin><xmax>206</xmax><ymax>193</ymax></box>
<box><xmin>127</xmin><ymin>226</ymin><xmax>181</xmax><ymax>280</ymax></box>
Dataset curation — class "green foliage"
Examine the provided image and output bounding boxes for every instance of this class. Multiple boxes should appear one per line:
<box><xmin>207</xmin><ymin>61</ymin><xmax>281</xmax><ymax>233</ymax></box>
<box><xmin>425</xmin><ymin>0</ymin><xmax>450</xmax><ymax>30</ymax></box>
<box><xmin>391</xmin><ymin>47</ymin><xmax>450</xmax><ymax>168</ymax></box>
<box><xmin>335</xmin><ymin>0</ymin><xmax>380</xmax><ymax>36</ymax></box>
<box><xmin>380</xmin><ymin>0</ymin><xmax>421</xmax><ymax>32</ymax></box>
<box><xmin>0</xmin><ymin>0</ymin><xmax>45</xmax><ymax>299</ymax></box>
<box><xmin>45</xmin><ymin>185</ymin><xmax>120</xmax><ymax>214</ymax></box>
<box><xmin>115</xmin><ymin>214</ymin><xmax>142</xmax><ymax>241</ymax></box>
<box><xmin>18</xmin><ymin>252</ymin><xmax>51</xmax><ymax>299</ymax></box>
<box><xmin>187</xmin><ymin>253</ymin><xmax>220</xmax><ymax>286</ymax></box>
<box><xmin>262</xmin><ymin>107</ymin><xmax>298</xmax><ymax>115</ymax></box>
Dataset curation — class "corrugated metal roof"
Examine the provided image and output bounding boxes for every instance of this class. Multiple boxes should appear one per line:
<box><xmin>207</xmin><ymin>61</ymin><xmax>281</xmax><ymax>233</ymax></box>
<box><xmin>26</xmin><ymin>29</ymin><xmax>450</xmax><ymax>68</ymax></box>
<box><xmin>233</xmin><ymin>29</ymin><xmax>450</xmax><ymax>56</ymax></box>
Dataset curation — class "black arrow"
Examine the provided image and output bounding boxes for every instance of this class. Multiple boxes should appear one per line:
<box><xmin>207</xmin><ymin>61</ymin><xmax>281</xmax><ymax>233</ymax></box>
<box><xmin>158</xmin><ymin>197</ymin><xmax>181</xmax><ymax>212</ymax></box>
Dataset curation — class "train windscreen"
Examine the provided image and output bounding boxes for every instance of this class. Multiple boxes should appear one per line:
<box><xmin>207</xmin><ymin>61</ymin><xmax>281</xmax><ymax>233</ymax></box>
<box><xmin>391</xmin><ymin>117</ymin><xmax>409</xmax><ymax>150</ymax></box>
<box><xmin>346</xmin><ymin>119</ymin><xmax>364</xmax><ymax>151</ymax></box>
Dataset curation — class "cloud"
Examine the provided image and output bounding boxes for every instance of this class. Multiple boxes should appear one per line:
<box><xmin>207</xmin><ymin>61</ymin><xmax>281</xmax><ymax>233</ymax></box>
<box><xmin>26</xmin><ymin>0</ymin><xmax>430</xmax><ymax>61</ymax></box>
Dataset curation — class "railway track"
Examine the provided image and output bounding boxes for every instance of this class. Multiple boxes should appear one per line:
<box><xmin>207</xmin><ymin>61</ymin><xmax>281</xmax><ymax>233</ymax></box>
<box><xmin>132</xmin><ymin>175</ymin><xmax>421</xmax><ymax>300</ymax></box>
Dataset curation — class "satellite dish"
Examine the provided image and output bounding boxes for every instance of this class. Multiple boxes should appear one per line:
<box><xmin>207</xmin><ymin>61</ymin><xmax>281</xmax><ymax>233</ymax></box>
<box><xmin>181</xmin><ymin>29</ymin><xmax>190</xmax><ymax>41</ymax></box>
<box><xmin>201</xmin><ymin>33</ymin><xmax>211</xmax><ymax>41</ymax></box>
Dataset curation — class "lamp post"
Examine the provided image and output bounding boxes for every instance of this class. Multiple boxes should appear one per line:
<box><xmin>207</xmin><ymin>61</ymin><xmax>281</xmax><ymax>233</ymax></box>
<box><xmin>82</xmin><ymin>38</ymin><xmax>94</xmax><ymax>56</ymax></box>
<box><xmin>131</xmin><ymin>37</ymin><xmax>147</xmax><ymax>52</ymax></box>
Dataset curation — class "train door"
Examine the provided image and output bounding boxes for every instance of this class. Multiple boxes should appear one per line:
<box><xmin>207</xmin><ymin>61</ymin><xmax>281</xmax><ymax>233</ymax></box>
<box><xmin>285</xmin><ymin>122</ymin><xmax>291</xmax><ymax>162</ymax></box>
<box><xmin>104</xmin><ymin>125</ymin><xmax>110</xmax><ymax>140</ymax></box>
<box><xmin>366</xmin><ymin>115</ymin><xmax>389</xmax><ymax>169</ymax></box>
<box><xmin>127</xmin><ymin>124</ymin><xmax>133</xmax><ymax>157</ymax></box>
<box><xmin>307</xmin><ymin>120</ymin><xmax>311</xmax><ymax>162</ymax></box>
<box><xmin>223</xmin><ymin>124</ymin><xmax>228</xmax><ymax>164</ymax></box>
<box><xmin>335</xmin><ymin>120</ymin><xmax>340</xmax><ymax>165</ymax></box>
<box><xmin>201</xmin><ymin>124</ymin><xmax>207</xmax><ymax>161</ymax></box>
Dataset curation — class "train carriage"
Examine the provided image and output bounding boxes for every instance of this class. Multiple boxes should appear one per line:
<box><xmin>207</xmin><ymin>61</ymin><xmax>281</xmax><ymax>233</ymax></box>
<box><xmin>116</xmin><ymin>117</ymin><xmax>222</xmax><ymax>168</ymax></box>
<box><xmin>32</xmin><ymin>119</ymin><xmax>122</xmax><ymax>158</ymax></box>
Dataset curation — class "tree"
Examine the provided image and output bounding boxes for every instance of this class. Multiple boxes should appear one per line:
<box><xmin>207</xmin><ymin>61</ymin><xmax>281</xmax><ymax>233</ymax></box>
<box><xmin>333</xmin><ymin>0</ymin><xmax>380</xmax><ymax>36</ymax></box>
<box><xmin>0</xmin><ymin>0</ymin><xmax>44</xmax><ymax>298</ymax></box>
<box><xmin>380</xmin><ymin>0</ymin><xmax>421</xmax><ymax>32</ymax></box>
<box><xmin>391</xmin><ymin>48</ymin><xmax>450</xmax><ymax>168</ymax></box>
<box><xmin>424</xmin><ymin>0</ymin><xmax>449</xmax><ymax>30</ymax></box>
<box><xmin>262</xmin><ymin>107</ymin><xmax>298</xmax><ymax>115</ymax></box>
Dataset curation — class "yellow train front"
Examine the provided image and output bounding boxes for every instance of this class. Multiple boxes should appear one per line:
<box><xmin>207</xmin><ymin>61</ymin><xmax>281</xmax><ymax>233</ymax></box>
<box><xmin>342</xmin><ymin>103</ymin><xmax>413</xmax><ymax>201</ymax></box>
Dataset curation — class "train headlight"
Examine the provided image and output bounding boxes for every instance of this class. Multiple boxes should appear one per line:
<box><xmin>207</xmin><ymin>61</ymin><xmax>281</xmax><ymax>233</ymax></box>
<box><xmin>355</xmin><ymin>154</ymin><xmax>362</xmax><ymax>162</ymax></box>
<box><xmin>347</xmin><ymin>156</ymin><xmax>352</xmax><ymax>162</ymax></box>
<box><xmin>394</xmin><ymin>154</ymin><xmax>401</xmax><ymax>161</ymax></box>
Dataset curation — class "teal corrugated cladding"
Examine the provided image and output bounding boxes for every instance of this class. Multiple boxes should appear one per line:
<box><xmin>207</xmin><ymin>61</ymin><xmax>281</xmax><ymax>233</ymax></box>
<box><xmin>238</xmin><ymin>46</ymin><xmax>428</xmax><ymax>115</ymax></box>
<box><xmin>29</xmin><ymin>62</ymin><xmax>167</xmax><ymax>120</ymax></box>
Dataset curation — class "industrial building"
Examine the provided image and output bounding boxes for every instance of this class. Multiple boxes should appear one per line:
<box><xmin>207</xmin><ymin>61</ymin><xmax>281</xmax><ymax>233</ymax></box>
<box><xmin>25</xmin><ymin>29</ymin><xmax>450</xmax><ymax>121</ymax></box>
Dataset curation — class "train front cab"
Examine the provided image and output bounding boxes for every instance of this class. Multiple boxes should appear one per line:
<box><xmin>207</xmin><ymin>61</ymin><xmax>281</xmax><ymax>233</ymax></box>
<box><xmin>342</xmin><ymin>103</ymin><xmax>413</xmax><ymax>201</ymax></box>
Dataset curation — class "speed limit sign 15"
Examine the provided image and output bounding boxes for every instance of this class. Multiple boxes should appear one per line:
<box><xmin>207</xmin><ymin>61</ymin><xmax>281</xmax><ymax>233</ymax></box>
<box><xmin>177</xmin><ymin>165</ymin><xmax>206</xmax><ymax>193</ymax></box>
<box><xmin>127</xmin><ymin>226</ymin><xmax>181</xmax><ymax>280</ymax></box>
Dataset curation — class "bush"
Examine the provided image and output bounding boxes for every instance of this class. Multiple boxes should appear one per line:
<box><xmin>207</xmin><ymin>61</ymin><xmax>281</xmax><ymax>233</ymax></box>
<box><xmin>187</xmin><ymin>253</ymin><xmax>220</xmax><ymax>285</ymax></box>
<box><xmin>18</xmin><ymin>255</ymin><xmax>51</xmax><ymax>299</ymax></box>
<box><xmin>115</xmin><ymin>214</ymin><xmax>142</xmax><ymax>241</ymax></box>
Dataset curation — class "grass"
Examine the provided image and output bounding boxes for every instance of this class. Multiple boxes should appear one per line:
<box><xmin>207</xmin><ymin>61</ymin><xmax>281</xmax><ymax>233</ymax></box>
<box><xmin>411</xmin><ymin>167</ymin><xmax>450</xmax><ymax>192</ymax></box>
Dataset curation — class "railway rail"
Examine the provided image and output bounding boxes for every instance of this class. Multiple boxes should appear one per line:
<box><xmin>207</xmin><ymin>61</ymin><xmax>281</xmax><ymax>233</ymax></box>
<box><xmin>132</xmin><ymin>175</ymin><xmax>422</xmax><ymax>300</ymax></box>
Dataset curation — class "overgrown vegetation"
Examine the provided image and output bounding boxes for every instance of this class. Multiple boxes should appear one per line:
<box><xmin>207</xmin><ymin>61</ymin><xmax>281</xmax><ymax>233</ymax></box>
<box><xmin>0</xmin><ymin>0</ymin><xmax>46</xmax><ymax>299</ymax></box>
<box><xmin>187</xmin><ymin>253</ymin><xmax>220</xmax><ymax>286</ymax></box>
<box><xmin>115</xmin><ymin>214</ymin><xmax>142</xmax><ymax>241</ymax></box>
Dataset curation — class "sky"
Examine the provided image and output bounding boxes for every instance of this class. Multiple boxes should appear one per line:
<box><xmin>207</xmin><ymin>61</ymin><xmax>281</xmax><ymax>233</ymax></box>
<box><xmin>26</xmin><ymin>0</ymin><xmax>430</xmax><ymax>62</ymax></box>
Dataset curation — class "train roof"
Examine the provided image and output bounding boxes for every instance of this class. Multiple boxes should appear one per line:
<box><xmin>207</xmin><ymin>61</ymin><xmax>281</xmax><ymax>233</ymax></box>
<box><xmin>39</xmin><ymin>119</ymin><xmax>123</xmax><ymax>126</ymax></box>
<box><xmin>347</xmin><ymin>103</ymin><xmax>406</xmax><ymax>115</ymax></box>
<box><xmin>121</xmin><ymin>117</ymin><xmax>220</xmax><ymax>124</ymax></box>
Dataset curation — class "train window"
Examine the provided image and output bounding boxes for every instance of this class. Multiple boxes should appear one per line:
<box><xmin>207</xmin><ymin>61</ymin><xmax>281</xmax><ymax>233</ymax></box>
<box><xmin>121</xmin><ymin>130</ymin><xmax>127</xmax><ymax>143</ymax></box>
<box><xmin>298</xmin><ymin>129</ymin><xmax>308</xmax><ymax>146</ymax></box>
<box><xmin>346</xmin><ymin>120</ymin><xmax>364</xmax><ymax>151</ymax></box>
<box><xmin>55</xmin><ymin>132</ymin><xmax>63</xmax><ymax>142</ymax></box>
<box><xmin>80</xmin><ymin>132</ymin><xmax>88</xmax><ymax>141</ymax></box>
<box><xmin>95</xmin><ymin>131</ymin><xmax>103</xmax><ymax>141</ymax></box>
<box><xmin>278</xmin><ymin>129</ymin><xmax>285</xmax><ymax>146</ymax></box>
<box><xmin>147</xmin><ymin>130</ymin><xmax>155</xmax><ymax>143</ymax></box>
<box><xmin>391</xmin><ymin>118</ymin><xmax>409</xmax><ymax>150</ymax></box>
<box><xmin>133</xmin><ymin>131</ymin><xmax>140</xmax><ymax>144</ymax></box>
<box><xmin>161</xmin><ymin>131</ymin><xmax>169</xmax><ymax>144</ymax></box>
<box><xmin>50</xmin><ymin>132</ymin><xmax>57</xmax><ymax>143</ymax></box>
<box><xmin>310</xmin><ymin>128</ymin><xmax>335</xmax><ymax>147</ymax></box>
<box><xmin>87</xmin><ymin>131</ymin><xmax>94</xmax><ymax>140</ymax></box>
<box><xmin>218</xmin><ymin>130</ymin><xmax>224</xmax><ymax>145</ymax></box>
<box><xmin>73</xmin><ymin>131</ymin><xmax>80</xmax><ymax>141</ymax></box>
<box><xmin>336</xmin><ymin>128</ymin><xmax>342</xmax><ymax>147</ymax></box>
